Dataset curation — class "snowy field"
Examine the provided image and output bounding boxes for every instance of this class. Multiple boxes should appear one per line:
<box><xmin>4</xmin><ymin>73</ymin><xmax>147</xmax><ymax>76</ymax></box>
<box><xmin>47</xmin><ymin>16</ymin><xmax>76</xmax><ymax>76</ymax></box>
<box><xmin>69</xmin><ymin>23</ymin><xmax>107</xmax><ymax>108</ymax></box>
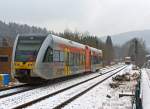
<box><xmin>63</xmin><ymin>65</ymin><xmax>139</xmax><ymax>109</ymax></box>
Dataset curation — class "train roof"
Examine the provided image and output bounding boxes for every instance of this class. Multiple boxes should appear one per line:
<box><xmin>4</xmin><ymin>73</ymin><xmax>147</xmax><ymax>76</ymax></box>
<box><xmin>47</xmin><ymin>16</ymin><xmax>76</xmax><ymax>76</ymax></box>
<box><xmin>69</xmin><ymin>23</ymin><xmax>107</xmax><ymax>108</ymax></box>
<box><xmin>88</xmin><ymin>46</ymin><xmax>102</xmax><ymax>53</ymax></box>
<box><xmin>17</xmin><ymin>34</ymin><xmax>102</xmax><ymax>52</ymax></box>
<box><xmin>18</xmin><ymin>34</ymin><xmax>47</xmax><ymax>37</ymax></box>
<box><xmin>49</xmin><ymin>34</ymin><xmax>85</xmax><ymax>49</ymax></box>
<box><xmin>50</xmin><ymin>34</ymin><xmax>103</xmax><ymax>53</ymax></box>
<box><xmin>49</xmin><ymin>34</ymin><xmax>102</xmax><ymax>52</ymax></box>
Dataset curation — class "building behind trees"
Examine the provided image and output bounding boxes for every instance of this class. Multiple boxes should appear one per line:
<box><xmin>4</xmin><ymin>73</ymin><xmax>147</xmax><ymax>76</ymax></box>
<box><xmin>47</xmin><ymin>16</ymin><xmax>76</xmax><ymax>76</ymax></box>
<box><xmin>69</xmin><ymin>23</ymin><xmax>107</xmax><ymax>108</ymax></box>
<box><xmin>0</xmin><ymin>37</ymin><xmax>12</xmax><ymax>74</ymax></box>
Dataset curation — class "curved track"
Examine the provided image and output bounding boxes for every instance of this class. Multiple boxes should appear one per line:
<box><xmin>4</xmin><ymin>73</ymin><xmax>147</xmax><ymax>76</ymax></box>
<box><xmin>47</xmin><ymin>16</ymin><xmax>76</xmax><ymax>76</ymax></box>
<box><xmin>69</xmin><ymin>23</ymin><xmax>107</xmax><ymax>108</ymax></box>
<box><xmin>15</xmin><ymin>65</ymin><xmax>125</xmax><ymax>109</ymax></box>
<box><xmin>0</xmin><ymin>64</ymin><xmax>125</xmax><ymax>109</ymax></box>
<box><xmin>0</xmin><ymin>65</ymin><xmax>120</xmax><ymax>99</ymax></box>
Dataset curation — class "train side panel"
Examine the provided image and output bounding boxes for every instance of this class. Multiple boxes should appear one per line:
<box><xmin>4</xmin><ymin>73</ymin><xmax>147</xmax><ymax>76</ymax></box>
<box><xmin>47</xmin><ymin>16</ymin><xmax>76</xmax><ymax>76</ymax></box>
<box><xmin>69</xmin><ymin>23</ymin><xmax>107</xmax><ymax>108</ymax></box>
<box><xmin>36</xmin><ymin>34</ymin><xmax>87</xmax><ymax>80</ymax></box>
<box><xmin>90</xmin><ymin>47</ymin><xmax>103</xmax><ymax>72</ymax></box>
<box><xmin>49</xmin><ymin>35</ymin><xmax>86</xmax><ymax>79</ymax></box>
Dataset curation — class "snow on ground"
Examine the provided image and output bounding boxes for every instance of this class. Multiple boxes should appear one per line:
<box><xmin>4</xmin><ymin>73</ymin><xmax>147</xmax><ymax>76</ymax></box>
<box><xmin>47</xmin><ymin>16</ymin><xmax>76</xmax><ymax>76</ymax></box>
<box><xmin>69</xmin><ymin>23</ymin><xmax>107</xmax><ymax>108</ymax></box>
<box><xmin>25</xmin><ymin>65</ymin><xmax>124</xmax><ymax>109</ymax></box>
<box><xmin>63</xmin><ymin>65</ymin><xmax>138</xmax><ymax>109</ymax></box>
<box><xmin>120</xmin><ymin>64</ymin><xmax>132</xmax><ymax>75</ymax></box>
<box><xmin>0</xmin><ymin>86</ymin><xmax>30</xmax><ymax>97</ymax></box>
<box><xmin>140</xmin><ymin>68</ymin><xmax>150</xmax><ymax>109</ymax></box>
<box><xmin>0</xmin><ymin>65</ymin><xmax>121</xmax><ymax>109</ymax></box>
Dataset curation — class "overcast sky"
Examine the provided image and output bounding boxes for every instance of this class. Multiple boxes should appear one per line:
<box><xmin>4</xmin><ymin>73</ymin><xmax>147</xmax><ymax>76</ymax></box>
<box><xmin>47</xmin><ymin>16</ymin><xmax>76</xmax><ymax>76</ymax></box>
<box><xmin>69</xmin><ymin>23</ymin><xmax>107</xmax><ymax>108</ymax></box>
<box><xmin>0</xmin><ymin>0</ymin><xmax>150</xmax><ymax>36</ymax></box>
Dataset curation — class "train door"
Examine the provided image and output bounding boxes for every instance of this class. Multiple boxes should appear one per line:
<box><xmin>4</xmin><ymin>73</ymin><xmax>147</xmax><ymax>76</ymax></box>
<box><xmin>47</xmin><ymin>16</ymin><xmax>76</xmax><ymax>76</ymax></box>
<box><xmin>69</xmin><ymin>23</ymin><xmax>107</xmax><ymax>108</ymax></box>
<box><xmin>64</xmin><ymin>48</ymin><xmax>70</xmax><ymax>75</ymax></box>
<box><xmin>85</xmin><ymin>46</ymin><xmax>91</xmax><ymax>72</ymax></box>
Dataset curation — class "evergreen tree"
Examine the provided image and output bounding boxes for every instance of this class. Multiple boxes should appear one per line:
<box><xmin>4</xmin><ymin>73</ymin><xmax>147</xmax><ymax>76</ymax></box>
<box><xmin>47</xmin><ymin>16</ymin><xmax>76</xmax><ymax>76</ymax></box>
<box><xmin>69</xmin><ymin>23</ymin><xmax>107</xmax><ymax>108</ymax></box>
<box><xmin>127</xmin><ymin>38</ymin><xmax>147</xmax><ymax>67</ymax></box>
<box><xmin>104</xmin><ymin>36</ymin><xmax>115</xmax><ymax>65</ymax></box>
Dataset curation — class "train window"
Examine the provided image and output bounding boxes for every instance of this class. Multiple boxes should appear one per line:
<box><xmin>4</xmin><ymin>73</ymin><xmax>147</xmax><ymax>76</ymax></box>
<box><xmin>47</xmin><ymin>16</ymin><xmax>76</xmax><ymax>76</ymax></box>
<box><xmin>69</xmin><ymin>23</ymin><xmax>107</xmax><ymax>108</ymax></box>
<box><xmin>65</xmin><ymin>51</ymin><xmax>69</xmax><ymax>66</ymax></box>
<box><xmin>0</xmin><ymin>55</ymin><xmax>8</xmax><ymax>62</ymax></box>
<box><xmin>43</xmin><ymin>47</ymin><xmax>53</xmax><ymax>62</ymax></box>
<box><xmin>16</xmin><ymin>36</ymin><xmax>45</xmax><ymax>52</ymax></box>
<box><xmin>69</xmin><ymin>53</ymin><xmax>74</xmax><ymax>66</ymax></box>
<box><xmin>81</xmin><ymin>53</ymin><xmax>85</xmax><ymax>65</ymax></box>
<box><xmin>73</xmin><ymin>53</ymin><xmax>80</xmax><ymax>66</ymax></box>
<box><xmin>60</xmin><ymin>51</ymin><xmax>64</xmax><ymax>62</ymax></box>
<box><xmin>79</xmin><ymin>53</ymin><xmax>81</xmax><ymax>65</ymax></box>
<box><xmin>73</xmin><ymin>53</ymin><xmax>76</xmax><ymax>65</ymax></box>
<box><xmin>75</xmin><ymin>53</ymin><xmax>77</xmax><ymax>66</ymax></box>
<box><xmin>83</xmin><ymin>54</ymin><xmax>85</xmax><ymax>65</ymax></box>
<box><xmin>53</xmin><ymin>50</ymin><xmax>60</xmax><ymax>62</ymax></box>
<box><xmin>80</xmin><ymin>53</ymin><xmax>82</xmax><ymax>65</ymax></box>
<box><xmin>73</xmin><ymin>53</ymin><xmax>77</xmax><ymax>66</ymax></box>
<box><xmin>77</xmin><ymin>53</ymin><xmax>80</xmax><ymax>66</ymax></box>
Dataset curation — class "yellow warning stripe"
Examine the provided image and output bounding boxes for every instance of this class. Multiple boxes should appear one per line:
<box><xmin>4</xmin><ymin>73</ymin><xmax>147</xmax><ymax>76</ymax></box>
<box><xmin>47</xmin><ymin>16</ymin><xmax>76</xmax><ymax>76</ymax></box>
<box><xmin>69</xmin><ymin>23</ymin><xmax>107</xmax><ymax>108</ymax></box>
<box><xmin>14</xmin><ymin>62</ymin><xmax>34</xmax><ymax>69</ymax></box>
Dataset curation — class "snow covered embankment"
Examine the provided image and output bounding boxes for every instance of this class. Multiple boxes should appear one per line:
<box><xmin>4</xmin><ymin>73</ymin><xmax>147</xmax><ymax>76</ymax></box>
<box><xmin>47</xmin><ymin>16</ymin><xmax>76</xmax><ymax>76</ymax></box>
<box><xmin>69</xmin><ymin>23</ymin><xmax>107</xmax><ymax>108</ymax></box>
<box><xmin>140</xmin><ymin>68</ymin><xmax>150</xmax><ymax>109</ymax></box>
<box><xmin>102</xmin><ymin>65</ymin><xmax>139</xmax><ymax>109</ymax></box>
<box><xmin>63</xmin><ymin>65</ymin><xmax>139</xmax><ymax>109</ymax></box>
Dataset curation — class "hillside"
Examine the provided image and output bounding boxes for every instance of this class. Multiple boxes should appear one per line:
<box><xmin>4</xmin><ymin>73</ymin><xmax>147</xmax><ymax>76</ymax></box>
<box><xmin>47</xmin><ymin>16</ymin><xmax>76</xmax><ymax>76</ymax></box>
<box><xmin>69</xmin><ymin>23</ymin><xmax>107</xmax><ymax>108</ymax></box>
<box><xmin>0</xmin><ymin>21</ymin><xmax>48</xmax><ymax>45</ymax></box>
<box><xmin>101</xmin><ymin>30</ymin><xmax>150</xmax><ymax>49</ymax></box>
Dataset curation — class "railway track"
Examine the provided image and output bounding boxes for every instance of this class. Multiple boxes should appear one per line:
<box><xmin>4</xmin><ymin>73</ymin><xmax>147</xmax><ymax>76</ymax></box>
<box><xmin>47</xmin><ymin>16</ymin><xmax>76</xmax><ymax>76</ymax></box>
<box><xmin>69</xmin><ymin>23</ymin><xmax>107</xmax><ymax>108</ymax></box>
<box><xmin>0</xmin><ymin>65</ymin><xmax>125</xmax><ymax>109</ymax></box>
<box><xmin>53</xmin><ymin>66</ymin><xmax>127</xmax><ymax>109</ymax></box>
<box><xmin>0</xmin><ymin>84</ymin><xmax>40</xmax><ymax>99</ymax></box>
<box><xmin>0</xmin><ymin>84</ymin><xmax>28</xmax><ymax>92</ymax></box>
<box><xmin>23</xmin><ymin>66</ymin><xmax>127</xmax><ymax>109</ymax></box>
<box><xmin>0</xmin><ymin>64</ymin><xmax>120</xmax><ymax>100</ymax></box>
<box><xmin>17</xmin><ymin>65</ymin><xmax>125</xmax><ymax>109</ymax></box>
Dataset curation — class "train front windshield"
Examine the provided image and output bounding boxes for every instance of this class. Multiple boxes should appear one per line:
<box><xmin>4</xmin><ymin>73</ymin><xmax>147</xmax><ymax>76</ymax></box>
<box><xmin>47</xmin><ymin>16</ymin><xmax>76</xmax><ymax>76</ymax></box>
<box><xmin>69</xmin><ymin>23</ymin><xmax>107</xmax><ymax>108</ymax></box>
<box><xmin>15</xmin><ymin>36</ymin><xmax>46</xmax><ymax>62</ymax></box>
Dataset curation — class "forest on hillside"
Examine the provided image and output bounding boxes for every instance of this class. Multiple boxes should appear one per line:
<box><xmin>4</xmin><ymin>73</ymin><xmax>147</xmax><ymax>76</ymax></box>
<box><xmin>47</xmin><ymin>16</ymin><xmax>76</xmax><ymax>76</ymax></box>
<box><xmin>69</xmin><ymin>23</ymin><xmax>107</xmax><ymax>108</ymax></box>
<box><xmin>0</xmin><ymin>20</ymin><xmax>148</xmax><ymax>67</ymax></box>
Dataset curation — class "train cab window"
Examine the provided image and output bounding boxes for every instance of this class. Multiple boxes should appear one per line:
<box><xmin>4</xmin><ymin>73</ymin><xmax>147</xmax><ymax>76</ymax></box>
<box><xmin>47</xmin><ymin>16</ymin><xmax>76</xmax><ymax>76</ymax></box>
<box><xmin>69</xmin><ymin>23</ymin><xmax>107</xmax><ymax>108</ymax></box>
<box><xmin>53</xmin><ymin>50</ymin><xmax>60</xmax><ymax>62</ymax></box>
<box><xmin>43</xmin><ymin>47</ymin><xmax>53</xmax><ymax>62</ymax></box>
